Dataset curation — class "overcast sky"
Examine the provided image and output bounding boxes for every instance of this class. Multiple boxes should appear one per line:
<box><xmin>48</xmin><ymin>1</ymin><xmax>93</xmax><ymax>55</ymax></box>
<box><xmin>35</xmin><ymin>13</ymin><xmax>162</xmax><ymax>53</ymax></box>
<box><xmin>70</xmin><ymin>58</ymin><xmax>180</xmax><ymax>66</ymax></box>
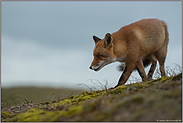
<box><xmin>1</xmin><ymin>1</ymin><xmax>182</xmax><ymax>89</ymax></box>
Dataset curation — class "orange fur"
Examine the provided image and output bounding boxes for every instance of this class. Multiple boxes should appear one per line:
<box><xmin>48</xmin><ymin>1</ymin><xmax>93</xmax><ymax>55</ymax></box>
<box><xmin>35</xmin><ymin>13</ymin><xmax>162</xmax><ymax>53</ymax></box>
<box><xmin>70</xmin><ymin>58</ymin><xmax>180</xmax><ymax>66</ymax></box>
<box><xmin>90</xmin><ymin>19</ymin><xmax>169</xmax><ymax>88</ymax></box>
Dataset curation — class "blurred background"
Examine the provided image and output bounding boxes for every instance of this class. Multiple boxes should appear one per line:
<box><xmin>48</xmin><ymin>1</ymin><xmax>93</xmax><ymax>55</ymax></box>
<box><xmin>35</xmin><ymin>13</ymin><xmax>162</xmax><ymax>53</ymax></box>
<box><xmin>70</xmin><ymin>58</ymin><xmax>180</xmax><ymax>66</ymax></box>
<box><xmin>1</xmin><ymin>1</ymin><xmax>182</xmax><ymax>90</ymax></box>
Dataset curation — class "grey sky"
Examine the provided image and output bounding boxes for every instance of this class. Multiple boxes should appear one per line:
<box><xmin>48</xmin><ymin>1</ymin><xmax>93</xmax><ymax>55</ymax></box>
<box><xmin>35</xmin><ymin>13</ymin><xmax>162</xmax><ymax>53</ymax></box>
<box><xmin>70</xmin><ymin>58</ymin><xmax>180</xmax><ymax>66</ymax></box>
<box><xmin>1</xmin><ymin>1</ymin><xmax>182</xmax><ymax>89</ymax></box>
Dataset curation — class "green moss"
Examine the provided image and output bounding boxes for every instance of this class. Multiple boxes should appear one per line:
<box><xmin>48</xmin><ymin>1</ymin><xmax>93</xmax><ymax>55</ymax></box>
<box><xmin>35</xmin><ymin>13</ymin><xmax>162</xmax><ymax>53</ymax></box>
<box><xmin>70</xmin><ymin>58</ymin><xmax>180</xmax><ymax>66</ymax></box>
<box><xmin>66</xmin><ymin>105</ymin><xmax>84</xmax><ymax>115</ymax></box>
<box><xmin>8</xmin><ymin>108</ymin><xmax>64</xmax><ymax>122</ymax></box>
<box><xmin>148</xmin><ymin>76</ymin><xmax>172</xmax><ymax>84</ymax></box>
<box><xmin>60</xmin><ymin>99</ymin><xmax>72</xmax><ymax>105</ymax></box>
<box><xmin>17</xmin><ymin>109</ymin><xmax>44</xmax><ymax>121</ymax></box>
<box><xmin>2</xmin><ymin>73</ymin><xmax>182</xmax><ymax>122</ymax></box>
<box><xmin>107</xmin><ymin>85</ymin><xmax>126</xmax><ymax>94</ymax></box>
<box><xmin>49</xmin><ymin>91</ymin><xmax>100</xmax><ymax>109</ymax></box>
<box><xmin>160</xmin><ymin>76</ymin><xmax>172</xmax><ymax>82</ymax></box>
<box><xmin>73</xmin><ymin>95</ymin><xmax>80</xmax><ymax>99</ymax></box>
<box><xmin>79</xmin><ymin>95</ymin><xmax>92</xmax><ymax>101</ymax></box>
<box><xmin>1</xmin><ymin>111</ymin><xmax>16</xmax><ymax>121</ymax></box>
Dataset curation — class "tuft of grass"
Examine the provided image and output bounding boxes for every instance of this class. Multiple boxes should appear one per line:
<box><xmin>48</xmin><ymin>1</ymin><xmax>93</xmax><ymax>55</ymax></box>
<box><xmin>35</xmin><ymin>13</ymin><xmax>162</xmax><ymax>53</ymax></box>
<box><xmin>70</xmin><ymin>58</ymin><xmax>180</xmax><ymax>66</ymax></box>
<box><xmin>153</xmin><ymin>64</ymin><xmax>182</xmax><ymax>79</ymax></box>
<box><xmin>78</xmin><ymin>79</ymin><xmax>109</xmax><ymax>92</ymax></box>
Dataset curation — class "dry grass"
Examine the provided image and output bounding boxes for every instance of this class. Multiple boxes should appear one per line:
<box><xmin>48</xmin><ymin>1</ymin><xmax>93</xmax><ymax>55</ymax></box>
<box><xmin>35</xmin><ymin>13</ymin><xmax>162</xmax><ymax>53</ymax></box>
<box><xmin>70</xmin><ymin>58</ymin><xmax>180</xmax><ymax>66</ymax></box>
<box><xmin>1</xmin><ymin>87</ymin><xmax>86</xmax><ymax>110</ymax></box>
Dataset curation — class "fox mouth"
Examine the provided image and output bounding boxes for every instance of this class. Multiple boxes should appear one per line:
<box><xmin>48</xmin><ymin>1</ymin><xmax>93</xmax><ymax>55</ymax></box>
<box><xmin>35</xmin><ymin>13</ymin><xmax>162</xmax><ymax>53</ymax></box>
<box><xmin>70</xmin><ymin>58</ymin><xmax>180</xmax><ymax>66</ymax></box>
<box><xmin>93</xmin><ymin>65</ymin><xmax>104</xmax><ymax>71</ymax></box>
<box><xmin>91</xmin><ymin>61</ymin><xmax>112</xmax><ymax>71</ymax></box>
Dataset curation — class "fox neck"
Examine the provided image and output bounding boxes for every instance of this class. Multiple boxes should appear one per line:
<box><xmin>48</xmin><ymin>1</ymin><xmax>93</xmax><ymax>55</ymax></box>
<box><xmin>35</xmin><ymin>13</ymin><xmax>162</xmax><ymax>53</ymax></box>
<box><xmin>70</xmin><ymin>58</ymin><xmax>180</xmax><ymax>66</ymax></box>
<box><xmin>111</xmin><ymin>36</ymin><xmax>127</xmax><ymax>63</ymax></box>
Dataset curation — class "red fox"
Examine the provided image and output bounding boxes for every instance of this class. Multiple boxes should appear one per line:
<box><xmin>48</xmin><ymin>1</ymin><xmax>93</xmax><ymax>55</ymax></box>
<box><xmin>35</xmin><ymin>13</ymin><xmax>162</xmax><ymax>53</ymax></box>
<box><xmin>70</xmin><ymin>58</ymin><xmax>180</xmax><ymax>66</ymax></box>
<box><xmin>89</xmin><ymin>19</ymin><xmax>169</xmax><ymax>88</ymax></box>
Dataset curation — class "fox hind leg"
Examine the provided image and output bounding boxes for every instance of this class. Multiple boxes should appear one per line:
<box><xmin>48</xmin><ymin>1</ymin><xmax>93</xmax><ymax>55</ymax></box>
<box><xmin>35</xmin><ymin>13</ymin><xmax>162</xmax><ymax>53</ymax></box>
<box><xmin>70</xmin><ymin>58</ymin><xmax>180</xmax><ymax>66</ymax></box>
<box><xmin>147</xmin><ymin>54</ymin><xmax>157</xmax><ymax>79</ymax></box>
<box><xmin>154</xmin><ymin>46</ymin><xmax>167</xmax><ymax>77</ymax></box>
<box><xmin>154</xmin><ymin>21</ymin><xmax>169</xmax><ymax>77</ymax></box>
<box><xmin>136</xmin><ymin>60</ymin><xmax>147</xmax><ymax>81</ymax></box>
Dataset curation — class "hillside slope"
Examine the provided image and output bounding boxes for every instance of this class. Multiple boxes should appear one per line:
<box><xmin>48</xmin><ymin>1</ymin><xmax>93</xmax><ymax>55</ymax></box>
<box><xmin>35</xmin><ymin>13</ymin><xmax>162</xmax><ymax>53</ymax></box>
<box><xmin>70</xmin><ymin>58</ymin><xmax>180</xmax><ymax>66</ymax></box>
<box><xmin>1</xmin><ymin>73</ymin><xmax>182</xmax><ymax>122</ymax></box>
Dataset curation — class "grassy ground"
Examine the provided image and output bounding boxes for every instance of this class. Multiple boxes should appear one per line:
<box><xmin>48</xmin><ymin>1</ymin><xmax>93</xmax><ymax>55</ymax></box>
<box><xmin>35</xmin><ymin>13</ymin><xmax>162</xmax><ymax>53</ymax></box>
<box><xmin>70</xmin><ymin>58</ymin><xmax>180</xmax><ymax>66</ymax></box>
<box><xmin>1</xmin><ymin>87</ymin><xmax>86</xmax><ymax>110</ymax></box>
<box><xmin>1</xmin><ymin>72</ymin><xmax>182</xmax><ymax>122</ymax></box>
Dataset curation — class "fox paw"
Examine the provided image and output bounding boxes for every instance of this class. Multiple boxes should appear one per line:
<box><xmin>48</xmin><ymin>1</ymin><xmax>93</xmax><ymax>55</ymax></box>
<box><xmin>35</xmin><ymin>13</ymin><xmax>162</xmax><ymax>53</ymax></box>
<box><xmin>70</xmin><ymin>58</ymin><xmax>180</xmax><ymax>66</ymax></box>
<box><xmin>108</xmin><ymin>87</ymin><xmax>115</xmax><ymax>90</ymax></box>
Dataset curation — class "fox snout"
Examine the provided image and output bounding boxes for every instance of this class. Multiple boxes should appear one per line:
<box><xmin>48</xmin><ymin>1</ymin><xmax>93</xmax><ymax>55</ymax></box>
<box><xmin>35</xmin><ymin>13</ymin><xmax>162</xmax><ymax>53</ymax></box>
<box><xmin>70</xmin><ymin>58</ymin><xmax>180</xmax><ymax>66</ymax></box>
<box><xmin>89</xmin><ymin>64</ymin><xmax>101</xmax><ymax>71</ymax></box>
<box><xmin>89</xmin><ymin>66</ymin><xmax>96</xmax><ymax>71</ymax></box>
<box><xmin>89</xmin><ymin>60</ymin><xmax>105</xmax><ymax>71</ymax></box>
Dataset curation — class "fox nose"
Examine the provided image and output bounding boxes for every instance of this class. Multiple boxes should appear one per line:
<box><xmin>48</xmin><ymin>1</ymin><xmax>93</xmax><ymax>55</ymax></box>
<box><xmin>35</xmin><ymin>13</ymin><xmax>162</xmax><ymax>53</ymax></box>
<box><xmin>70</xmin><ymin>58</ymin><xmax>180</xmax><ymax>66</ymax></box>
<box><xmin>89</xmin><ymin>66</ymin><xmax>92</xmax><ymax>69</ymax></box>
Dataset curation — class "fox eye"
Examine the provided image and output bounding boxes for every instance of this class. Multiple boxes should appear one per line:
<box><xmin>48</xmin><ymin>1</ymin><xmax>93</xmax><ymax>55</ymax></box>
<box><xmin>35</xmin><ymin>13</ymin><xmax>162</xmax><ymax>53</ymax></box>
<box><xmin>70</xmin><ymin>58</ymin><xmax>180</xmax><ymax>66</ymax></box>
<box><xmin>97</xmin><ymin>54</ymin><xmax>102</xmax><ymax>59</ymax></box>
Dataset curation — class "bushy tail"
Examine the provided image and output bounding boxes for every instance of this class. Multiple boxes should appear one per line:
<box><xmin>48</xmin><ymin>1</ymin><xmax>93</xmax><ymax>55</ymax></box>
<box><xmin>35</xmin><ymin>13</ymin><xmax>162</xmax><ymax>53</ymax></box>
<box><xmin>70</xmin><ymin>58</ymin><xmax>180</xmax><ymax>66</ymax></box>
<box><xmin>142</xmin><ymin>59</ymin><xmax>151</xmax><ymax>68</ymax></box>
<box><xmin>117</xmin><ymin>59</ymin><xmax>151</xmax><ymax>71</ymax></box>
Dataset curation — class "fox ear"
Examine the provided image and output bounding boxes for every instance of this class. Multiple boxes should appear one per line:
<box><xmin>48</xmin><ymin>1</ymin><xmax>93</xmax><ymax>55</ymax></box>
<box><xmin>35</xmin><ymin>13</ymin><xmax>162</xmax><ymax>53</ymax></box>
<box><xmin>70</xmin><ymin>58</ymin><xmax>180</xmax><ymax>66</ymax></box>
<box><xmin>104</xmin><ymin>33</ymin><xmax>113</xmax><ymax>48</ymax></box>
<box><xmin>93</xmin><ymin>35</ymin><xmax>101</xmax><ymax>44</ymax></box>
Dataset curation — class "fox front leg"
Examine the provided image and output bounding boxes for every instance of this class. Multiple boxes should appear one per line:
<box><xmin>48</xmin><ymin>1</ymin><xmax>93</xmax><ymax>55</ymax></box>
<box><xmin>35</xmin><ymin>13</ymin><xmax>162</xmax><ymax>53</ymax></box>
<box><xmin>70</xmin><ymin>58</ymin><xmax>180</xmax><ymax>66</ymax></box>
<box><xmin>115</xmin><ymin>62</ymin><xmax>136</xmax><ymax>88</ymax></box>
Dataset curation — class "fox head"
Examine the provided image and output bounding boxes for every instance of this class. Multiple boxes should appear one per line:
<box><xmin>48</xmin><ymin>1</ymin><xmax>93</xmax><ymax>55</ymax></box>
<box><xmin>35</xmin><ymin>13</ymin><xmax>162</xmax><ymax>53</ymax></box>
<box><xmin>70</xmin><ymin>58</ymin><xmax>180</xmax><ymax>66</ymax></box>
<box><xmin>89</xmin><ymin>33</ymin><xmax>116</xmax><ymax>71</ymax></box>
